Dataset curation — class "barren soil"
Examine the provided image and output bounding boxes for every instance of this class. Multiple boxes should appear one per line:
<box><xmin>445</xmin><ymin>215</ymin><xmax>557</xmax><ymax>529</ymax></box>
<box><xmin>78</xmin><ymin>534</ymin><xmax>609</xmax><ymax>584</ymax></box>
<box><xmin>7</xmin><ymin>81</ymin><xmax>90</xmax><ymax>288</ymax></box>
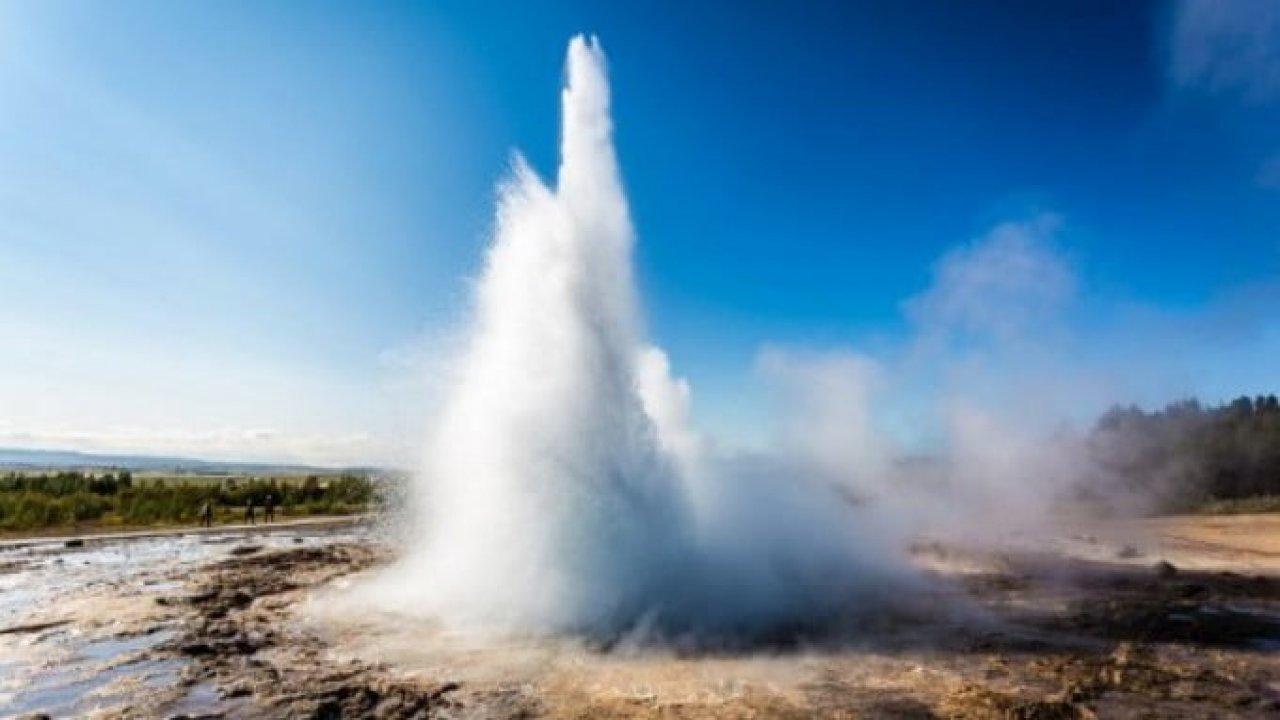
<box><xmin>2</xmin><ymin>515</ymin><xmax>1277</xmax><ymax>719</ymax></box>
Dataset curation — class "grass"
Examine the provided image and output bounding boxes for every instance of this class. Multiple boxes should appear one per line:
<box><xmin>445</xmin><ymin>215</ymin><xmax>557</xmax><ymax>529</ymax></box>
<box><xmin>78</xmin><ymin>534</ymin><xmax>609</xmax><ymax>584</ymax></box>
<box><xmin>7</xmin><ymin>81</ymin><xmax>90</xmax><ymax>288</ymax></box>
<box><xmin>0</xmin><ymin>471</ymin><xmax>381</xmax><ymax>532</ymax></box>
<box><xmin>0</xmin><ymin>507</ymin><xmax>364</xmax><ymax>540</ymax></box>
<box><xmin>1194</xmin><ymin>495</ymin><xmax>1280</xmax><ymax>515</ymax></box>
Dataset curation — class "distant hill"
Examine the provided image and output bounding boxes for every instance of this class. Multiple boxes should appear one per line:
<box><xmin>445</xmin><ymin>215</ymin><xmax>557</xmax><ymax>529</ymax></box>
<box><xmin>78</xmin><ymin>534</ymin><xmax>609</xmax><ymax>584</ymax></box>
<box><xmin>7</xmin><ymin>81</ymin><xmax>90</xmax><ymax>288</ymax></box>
<box><xmin>0</xmin><ymin>447</ymin><xmax>380</xmax><ymax>476</ymax></box>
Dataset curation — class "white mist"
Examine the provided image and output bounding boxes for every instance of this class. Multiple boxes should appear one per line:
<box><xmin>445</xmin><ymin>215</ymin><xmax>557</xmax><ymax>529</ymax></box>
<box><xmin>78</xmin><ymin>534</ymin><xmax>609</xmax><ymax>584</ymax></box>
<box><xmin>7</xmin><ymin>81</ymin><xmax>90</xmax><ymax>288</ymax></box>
<box><xmin>372</xmin><ymin>36</ymin><xmax>904</xmax><ymax>639</ymax></box>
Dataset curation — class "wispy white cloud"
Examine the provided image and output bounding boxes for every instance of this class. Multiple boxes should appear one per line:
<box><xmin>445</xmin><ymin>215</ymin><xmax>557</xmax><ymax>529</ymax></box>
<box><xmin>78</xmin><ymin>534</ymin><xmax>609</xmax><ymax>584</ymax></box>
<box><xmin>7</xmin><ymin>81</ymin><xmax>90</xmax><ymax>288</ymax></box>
<box><xmin>1168</xmin><ymin>0</ymin><xmax>1280</xmax><ymax>102</ymax></box>
<box><xmin>760</xmin><ymin>210</ymin><xmax>1280</xmax><ymax>450</ymax></box>
<box><xmin>754</xmin><ymin>211</ymin><xmax>1280</xmax><ymax>535</ymax></box>
<box><xmin>1257</xmin><ymin>152</ymin><xmax>1280</xmax><ymax>189</ymax></box>
<box><xmin>0</xmin><ymin>424</ymin><xmax>393</xmax><ymax>468</ymax></box>
<box><xmin>1166</xmin><ymin>1</ymin><xmax>1280</xmax><ymax>191</ymax></box>
<box><xmin>757</xmin><ymin>213</ymin><xmax>1083</xmax><ymax>456</ymax></box>
<box><xmin>0</xmin><ymin>8</ymin><xmax>434</xmax><ymax>469</ymax></box>
<box><xmin>904</xmin><ymin>213</ymin><xmax>1071</xmax><ymax>347</ymax></box>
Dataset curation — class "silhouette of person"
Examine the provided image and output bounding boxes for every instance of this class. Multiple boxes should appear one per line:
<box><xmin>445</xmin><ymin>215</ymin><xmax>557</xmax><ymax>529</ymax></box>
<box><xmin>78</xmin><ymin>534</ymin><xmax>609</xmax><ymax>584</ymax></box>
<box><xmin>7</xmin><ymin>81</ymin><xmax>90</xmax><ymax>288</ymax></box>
<box><xmin>245</xmin><ymin>499</ymin><xmax>256</xmax><ymax>525</ymax></box>
<box><xmin>264</xmin><ymin>493</ymin><xmax>276</xmax><ymax>523</ymax></box>
<box><xmin>200</xmin><ymin>500</ymin><xmax>214</xmax><ymax>528</ymax></box>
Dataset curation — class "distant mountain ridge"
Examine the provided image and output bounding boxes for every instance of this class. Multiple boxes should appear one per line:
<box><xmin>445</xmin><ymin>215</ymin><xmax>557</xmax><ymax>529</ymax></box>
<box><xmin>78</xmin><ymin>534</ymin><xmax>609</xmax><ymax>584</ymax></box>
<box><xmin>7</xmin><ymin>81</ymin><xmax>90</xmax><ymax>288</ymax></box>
<box><xmin>0</xmin><ymin>447</ymin><xmax>378</xmax><ymax>475</ymax></box>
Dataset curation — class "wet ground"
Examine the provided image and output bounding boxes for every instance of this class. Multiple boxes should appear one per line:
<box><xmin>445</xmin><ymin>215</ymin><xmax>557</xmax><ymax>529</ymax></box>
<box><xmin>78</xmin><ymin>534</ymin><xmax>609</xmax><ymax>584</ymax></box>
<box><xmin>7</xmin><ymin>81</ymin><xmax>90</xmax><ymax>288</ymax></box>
<box><xmin>2</xmin><ymin>515</ymin><xmax>1278</xmax><ymax>718</ymax></box>
<box><xmin>0</xmin><ymin>522</ymin><xmax>368</xmax><ymax>718</ymax></box>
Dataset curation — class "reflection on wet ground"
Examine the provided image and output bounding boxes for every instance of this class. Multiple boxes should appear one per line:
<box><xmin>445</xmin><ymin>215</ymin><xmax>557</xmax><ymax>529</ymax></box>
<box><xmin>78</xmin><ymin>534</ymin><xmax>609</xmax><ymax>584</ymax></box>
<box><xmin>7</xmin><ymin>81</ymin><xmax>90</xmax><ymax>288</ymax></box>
<box><xmin>3</xmin><ymin>633</ymin><xmax>181</xmax><ymax>717</ymax></box>
<box><xmin>0</xmin><ymin>525</ymin><xmax>365</xmax><ymax>718</ymax></box>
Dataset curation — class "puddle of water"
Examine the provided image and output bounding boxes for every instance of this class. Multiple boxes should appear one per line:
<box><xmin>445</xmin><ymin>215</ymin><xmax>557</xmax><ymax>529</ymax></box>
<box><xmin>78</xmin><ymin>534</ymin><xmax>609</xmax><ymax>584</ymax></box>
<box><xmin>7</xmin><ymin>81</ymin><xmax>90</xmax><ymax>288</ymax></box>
<box><xmin>3</xmin><ymin>525</ymin><xmax>366</xmax><ymax>712</ymax></box>
<box><xmin>10</xmin><ymin>656</ymin><xmax>188</xmax><ymax>717</ymax></box>
<box><xmin>141</xmin><ymin>579</ymin><xmax>182</xmax><ymax>593</ymax></box>
<box><xmin>1</xmin><ymin>527</ymin><xmax>367</xmax><ymax>715</ymax></box>
<box><xmin>4</xmin><ymin>631</ymin><xmax>181</xmax><ymax>715</ymax></box>
<box><xmin>9</xmin><ymin>667</ymin><xmax>106</xmax><ymax>717</ymax></box>
<box><xmin>163</xmin><ymin>679</ymin><xmax>226</xmax><ymax>718</ymax></box>
<box><xmin>90</xmin><ymin>631</ymin><xmax>174</xmax><ymax>663</ymax></box>
<box><xmin>2</xmin><ymin>527</ymin><xmax>365</xmax><ymax>626</ymax></box>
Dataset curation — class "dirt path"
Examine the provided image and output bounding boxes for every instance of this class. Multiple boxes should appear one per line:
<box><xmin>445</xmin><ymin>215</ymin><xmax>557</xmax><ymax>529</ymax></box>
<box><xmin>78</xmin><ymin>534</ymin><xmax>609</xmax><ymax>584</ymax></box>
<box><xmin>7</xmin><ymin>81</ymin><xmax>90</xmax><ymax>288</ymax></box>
<box><xmin>1144</xmin><ymin>514</ymin><xmax>1280</xmax><ymax>572</ymax></box>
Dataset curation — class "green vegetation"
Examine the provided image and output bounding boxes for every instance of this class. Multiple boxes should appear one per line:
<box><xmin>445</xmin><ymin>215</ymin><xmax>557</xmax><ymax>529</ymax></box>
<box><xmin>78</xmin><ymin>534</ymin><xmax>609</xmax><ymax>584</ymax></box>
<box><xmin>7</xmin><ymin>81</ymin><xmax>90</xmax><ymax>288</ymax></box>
<box><xmin>0</xmin><ymin>470</ymin><xmax>380</xmax><ymax>532</ymax></box>
<box><xmin>5</xmin><ymin>392</ymin><xmax>1277</xmax><ymax>531</ymax></box>
<box><xmin>1091</xmin><ymin>394</ymin><xmax>1280</xmax><ymax>513</ymax></box>
<box><xmin>1193</xmin><ymin>495</ymin><xmax>1280</xmax><ymax>515</ymax></box>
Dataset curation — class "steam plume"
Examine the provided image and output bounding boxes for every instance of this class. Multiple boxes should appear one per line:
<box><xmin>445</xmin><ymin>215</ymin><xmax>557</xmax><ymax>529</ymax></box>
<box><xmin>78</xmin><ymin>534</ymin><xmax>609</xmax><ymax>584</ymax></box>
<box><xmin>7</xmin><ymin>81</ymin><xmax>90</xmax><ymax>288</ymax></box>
<box><xmin>376</xmin><ymin>36</ymin><xmax>904</xmax><ymax>639</ymax></box>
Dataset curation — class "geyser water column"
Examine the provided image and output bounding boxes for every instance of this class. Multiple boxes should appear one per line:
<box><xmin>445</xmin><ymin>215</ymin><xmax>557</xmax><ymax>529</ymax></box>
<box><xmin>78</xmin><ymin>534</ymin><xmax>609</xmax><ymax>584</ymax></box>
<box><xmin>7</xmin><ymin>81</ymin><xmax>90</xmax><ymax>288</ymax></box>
<box><xmin>379</xmin><ymin>35</ymin><xmax>908</xmax><ymax>640</ymax></box>
<box><xmin>403</xmin><ymin>36</ymin><xmax>692</xmax><ymax>635</ymax></box>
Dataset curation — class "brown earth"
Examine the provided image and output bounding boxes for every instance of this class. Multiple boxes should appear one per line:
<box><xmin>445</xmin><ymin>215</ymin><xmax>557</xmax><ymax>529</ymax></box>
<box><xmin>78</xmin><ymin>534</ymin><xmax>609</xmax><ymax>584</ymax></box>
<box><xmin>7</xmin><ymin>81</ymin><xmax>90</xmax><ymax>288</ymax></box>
<box><xmin>6</xmin><ymin>514</ymin><xmax>1279</xmax><ymax>718</ymax></box>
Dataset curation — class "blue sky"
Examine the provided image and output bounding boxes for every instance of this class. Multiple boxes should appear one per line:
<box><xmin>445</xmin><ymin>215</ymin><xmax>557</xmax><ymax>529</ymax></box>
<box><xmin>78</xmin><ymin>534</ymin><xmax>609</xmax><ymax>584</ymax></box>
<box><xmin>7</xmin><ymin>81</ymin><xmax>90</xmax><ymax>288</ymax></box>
<box><xmin>1</xmin><ymin>1</ymin><xmax>1277</xmax><ymax>465</ymax></box>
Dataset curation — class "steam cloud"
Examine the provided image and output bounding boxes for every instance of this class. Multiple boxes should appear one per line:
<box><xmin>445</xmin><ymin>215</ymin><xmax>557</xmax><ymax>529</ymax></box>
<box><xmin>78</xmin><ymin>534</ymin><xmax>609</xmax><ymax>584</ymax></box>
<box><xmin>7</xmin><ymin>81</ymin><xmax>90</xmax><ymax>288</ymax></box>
<box><xmin>369</xmin><ymin>36</ymin><xmax>1278</xmax><ymax>641</ymax></box>
<box><xmin>372</xmin><ymin>37</ymin><xmax>906</xmax><ymax>640</ymax></box>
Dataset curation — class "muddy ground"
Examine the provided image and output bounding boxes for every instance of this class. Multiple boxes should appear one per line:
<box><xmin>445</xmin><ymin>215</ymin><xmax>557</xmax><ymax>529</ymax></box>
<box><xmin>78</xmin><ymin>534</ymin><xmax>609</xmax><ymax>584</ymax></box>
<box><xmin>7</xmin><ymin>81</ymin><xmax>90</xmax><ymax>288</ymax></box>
<box><xmin>2</xmin><ymin>515</ymin><xmax>1278</xmax><ymax>719</ymax></box>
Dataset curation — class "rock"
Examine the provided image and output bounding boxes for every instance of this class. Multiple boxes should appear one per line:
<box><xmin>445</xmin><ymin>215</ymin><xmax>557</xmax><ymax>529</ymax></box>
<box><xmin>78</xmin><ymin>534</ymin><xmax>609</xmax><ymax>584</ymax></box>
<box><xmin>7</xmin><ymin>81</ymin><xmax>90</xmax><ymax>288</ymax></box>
<box><xmin>218</xmin><ymin>589</ymin><xmax>253</xmax><ymax>609</ymax></box>
<box><xmin>229</xmin><ymin>544</ymin><xmax>263</xmax><ymax>556</ymax></box>
<box><xmin>220</xmin><ymin>682</ymin><xmax>252</xmax><ymax>699</ymax></box>
<box><xmin>185</xmin><ymin>589</ymin><xmax>219</xmax><ymax>604</ymax></box>
<box><xmin>0</xmin><ymin>619</ymin><xmax>70</xmax><ymax>636</ymax></box>
<box><xmin>312</xmin><ymin>700</ymin><xmax>342</xmax><ymax>720</ymax></box>
<box><xmin>1177</xmin><ymin>582</ymin><xmax>1206</xmax><ymax>598</ymax></box>
<box><xmin>231</xmin><ymin>632</ymin><xmax>267</xmax><ymax>654</ymax></box>
<box><xmin>179</xmin><ymin>642</ymin><xmax>217</xmax><ymax>656</ymax></box>
<box><xmin>373</xmin><ymin>697</ymin><xmax>403</xmax><ymax>719</ymax></box>
<box><xmin>431</xmin><ymin>682</ymin><xmax>462</xmax><ymax>700</ymax></box>
<box><xmin>1109</xmin><ymin>641</ymin><xmax>1145</xmax><ymax>666</ymax></box>
<box><xmin>1117</xmin><ymin>544</ymin><xmax>1141</xmax><ymax>559</ymax></box>
<box><xmin>1154</xmin><ymin>560</ymin><xmax>1178</xmax><ymax>579</ymax></box>
<box><xmin>64</xmin><ymin>538</ymin><xmax>85</xmax><ymax>548</ymax></box>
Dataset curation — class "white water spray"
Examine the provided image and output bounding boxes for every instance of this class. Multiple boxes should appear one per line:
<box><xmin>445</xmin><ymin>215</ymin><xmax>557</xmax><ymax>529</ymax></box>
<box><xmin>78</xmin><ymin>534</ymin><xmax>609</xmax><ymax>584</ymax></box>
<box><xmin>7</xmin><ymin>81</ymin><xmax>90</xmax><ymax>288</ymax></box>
<box><xmin>378</xmin><ymin>36</ymin><xmax>905</xmax><ymax>639</ymax></box>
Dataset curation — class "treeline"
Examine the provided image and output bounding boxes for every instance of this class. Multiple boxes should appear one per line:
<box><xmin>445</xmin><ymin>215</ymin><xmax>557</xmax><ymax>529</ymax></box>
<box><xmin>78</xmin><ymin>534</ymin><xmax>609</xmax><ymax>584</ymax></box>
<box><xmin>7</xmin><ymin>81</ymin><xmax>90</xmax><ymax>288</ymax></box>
<box><xmin>0</xmin><ymin>471</ymin><xmax>378</xmax><ymax>531</ymax></box>
<box><xmin>1089</xmin><ymin>394</ymin><xmax>1280</xmax><ymax>512</ymax></box>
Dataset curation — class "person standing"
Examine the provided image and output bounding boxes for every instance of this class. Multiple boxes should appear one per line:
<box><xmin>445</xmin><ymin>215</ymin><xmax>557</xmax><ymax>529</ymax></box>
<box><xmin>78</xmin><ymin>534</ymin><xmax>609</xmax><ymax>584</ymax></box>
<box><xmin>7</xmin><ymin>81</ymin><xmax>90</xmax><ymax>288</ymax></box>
<box><xmin>264</xmin><ymin>493</ymin><xmax>276</xmax><ymax>523</ymax></box>
<box><xmin>244</xmin><ymin>499</ymin><xmax>256</xmax><ymax>525</ymax></box>
<box><xmin>200</xmin><ymin>500</ymin><xmax>214</xmax><ymax>528</ymax></box>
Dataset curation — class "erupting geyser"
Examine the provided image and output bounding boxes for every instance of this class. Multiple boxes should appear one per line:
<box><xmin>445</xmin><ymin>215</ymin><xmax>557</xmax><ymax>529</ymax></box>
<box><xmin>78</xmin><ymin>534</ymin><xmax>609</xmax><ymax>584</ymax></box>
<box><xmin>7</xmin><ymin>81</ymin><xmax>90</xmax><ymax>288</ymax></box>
<box><xmin>376</xmin><ymin>36</ymin><xmax>905</xmax><ymax>640</ymax></box>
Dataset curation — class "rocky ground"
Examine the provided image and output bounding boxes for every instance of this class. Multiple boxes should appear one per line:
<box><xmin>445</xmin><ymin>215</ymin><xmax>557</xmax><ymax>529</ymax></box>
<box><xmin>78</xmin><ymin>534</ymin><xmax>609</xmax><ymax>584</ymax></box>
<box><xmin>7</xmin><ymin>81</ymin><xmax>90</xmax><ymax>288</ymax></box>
<box><xmin>3</xmin><ymin>516</ymin><xmax>1279</xmax><ymax>718</ymax></box>
<box><xmin>153</xmin><ymin>542</ymin><xmax>463</xmax><ymax>719</ymax></box>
